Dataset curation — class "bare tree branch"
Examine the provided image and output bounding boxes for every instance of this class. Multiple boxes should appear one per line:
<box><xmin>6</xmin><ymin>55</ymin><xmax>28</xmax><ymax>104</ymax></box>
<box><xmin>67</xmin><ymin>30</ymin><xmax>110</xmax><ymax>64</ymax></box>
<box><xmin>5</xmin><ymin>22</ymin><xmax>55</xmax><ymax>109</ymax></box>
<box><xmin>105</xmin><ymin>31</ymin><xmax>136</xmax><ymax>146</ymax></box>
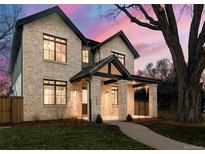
<box><xmin>134</xmin><ymin>4</ymin><xmax>159</xmax><ymax>25</ymax></box>
<box><xmin>197</xmin><ymin>21</ymin><xmax>205</xmax><ymax>49</ymax></box>
<box><xmin>0</xmin><ymin>25</ymin><xmax>15</xmax><ymax>40</ymax></box>
<box><xmin>115</xmin><ymin>4</ymin><xmax>161</xmax><ymax>30</ymax></box>
<box><xmin>188</xmin><ymin>5</ymin><xmax>204</xmax><ymax>63</ymax></box>
<box><xmin>165</xmin><ymin>5</ymin><xmax>180</xmax><ymax>42</ymax></box>
<box><xmin>0</xmin><ymin>42</ymin><xmax>6</xmax><ymax>52</ymax></box>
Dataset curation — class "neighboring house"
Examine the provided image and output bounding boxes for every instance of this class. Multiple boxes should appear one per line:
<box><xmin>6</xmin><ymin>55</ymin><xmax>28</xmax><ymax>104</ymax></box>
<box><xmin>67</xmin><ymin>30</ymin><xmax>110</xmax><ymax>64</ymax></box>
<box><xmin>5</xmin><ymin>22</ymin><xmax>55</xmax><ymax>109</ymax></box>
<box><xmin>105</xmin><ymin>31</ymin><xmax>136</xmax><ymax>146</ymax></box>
<box><xmin>9</xmin><ymin>6</ymin><xmax>158</xmax><ymax>122</ymax></box>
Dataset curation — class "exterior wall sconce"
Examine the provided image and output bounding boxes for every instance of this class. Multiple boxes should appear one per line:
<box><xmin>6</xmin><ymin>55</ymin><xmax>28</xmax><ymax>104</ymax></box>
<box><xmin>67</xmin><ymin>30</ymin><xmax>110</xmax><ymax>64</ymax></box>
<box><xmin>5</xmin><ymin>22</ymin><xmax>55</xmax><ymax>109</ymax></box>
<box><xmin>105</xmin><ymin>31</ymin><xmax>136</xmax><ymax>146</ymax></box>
<box><xmin>105</xmin><ymin>91</ymin><xmax>109</xmax><ymax>97</ymax></box>
<box><xmin>73</xmin><ymin>89</ymin><xmax>77</xmax><ymax>97</ymax></box>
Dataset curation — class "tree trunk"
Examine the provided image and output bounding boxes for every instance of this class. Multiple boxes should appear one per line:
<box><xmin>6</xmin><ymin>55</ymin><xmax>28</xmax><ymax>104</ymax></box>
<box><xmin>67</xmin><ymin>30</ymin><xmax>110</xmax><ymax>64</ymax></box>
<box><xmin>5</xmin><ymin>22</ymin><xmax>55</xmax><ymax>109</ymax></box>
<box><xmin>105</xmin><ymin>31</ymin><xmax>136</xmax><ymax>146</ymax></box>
<box><xmin>177</xmin><ymin>80</ymin><xmax>203</xmax><ymax>123</ymax></box>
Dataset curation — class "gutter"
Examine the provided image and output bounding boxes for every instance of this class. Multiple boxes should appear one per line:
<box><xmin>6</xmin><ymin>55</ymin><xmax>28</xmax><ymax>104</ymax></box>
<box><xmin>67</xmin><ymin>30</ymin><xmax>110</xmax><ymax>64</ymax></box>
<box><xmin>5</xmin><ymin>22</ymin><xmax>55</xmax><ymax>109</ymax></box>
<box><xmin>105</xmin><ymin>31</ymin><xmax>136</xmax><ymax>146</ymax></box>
<box><xmin>85</xmin><ymin>78</ymin><xmax>92</xmax><ymax>122</ymax></box>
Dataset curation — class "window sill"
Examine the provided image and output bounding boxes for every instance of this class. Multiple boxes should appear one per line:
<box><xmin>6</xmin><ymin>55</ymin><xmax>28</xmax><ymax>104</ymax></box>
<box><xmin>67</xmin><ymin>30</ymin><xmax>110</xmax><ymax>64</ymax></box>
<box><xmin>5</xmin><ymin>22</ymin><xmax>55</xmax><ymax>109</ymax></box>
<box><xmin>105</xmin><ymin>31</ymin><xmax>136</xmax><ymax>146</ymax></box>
<box><xmin>43</xmin><ymin>60</ymin><xmax>68</xmax><ymax>65</ymax></box>
<box><xmin>43</xmin><ymin>104</ymin><xmax>67</xmax><ymax>106</ymax></box>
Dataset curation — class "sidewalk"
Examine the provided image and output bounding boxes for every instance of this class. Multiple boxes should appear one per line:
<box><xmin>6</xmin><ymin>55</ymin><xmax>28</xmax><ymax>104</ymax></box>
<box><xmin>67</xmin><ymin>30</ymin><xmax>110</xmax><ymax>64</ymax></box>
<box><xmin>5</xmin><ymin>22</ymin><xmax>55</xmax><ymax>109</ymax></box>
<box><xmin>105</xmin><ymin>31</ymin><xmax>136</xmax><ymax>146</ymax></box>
<box><xmin>106</xmin><ymin>121</ymin><xmax>204</xmax><ymax>150</ymax></box>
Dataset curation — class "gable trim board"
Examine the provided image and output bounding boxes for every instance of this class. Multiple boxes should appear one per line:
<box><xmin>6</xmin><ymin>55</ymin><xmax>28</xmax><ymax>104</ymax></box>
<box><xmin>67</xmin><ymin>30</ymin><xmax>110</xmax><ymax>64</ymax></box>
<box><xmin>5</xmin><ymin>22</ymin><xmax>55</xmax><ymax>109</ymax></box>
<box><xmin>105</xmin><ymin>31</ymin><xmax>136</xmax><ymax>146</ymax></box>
<box><xmin>9</xmin><ymin>6</ymin><xmax>140</xmax><ymax>73</ymax></box>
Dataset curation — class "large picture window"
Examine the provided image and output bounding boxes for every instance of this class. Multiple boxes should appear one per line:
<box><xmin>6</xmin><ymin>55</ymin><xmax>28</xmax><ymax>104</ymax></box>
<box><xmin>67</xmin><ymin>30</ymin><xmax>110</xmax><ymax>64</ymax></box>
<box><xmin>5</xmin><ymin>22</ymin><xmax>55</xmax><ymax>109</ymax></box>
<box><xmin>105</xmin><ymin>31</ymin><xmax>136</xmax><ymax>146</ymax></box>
<box><xmin>44</xmin><ymin>79</ymin><xmax>67</xmax><ymax>105</ymax></box>
<box><xmin>43</xmin><ymin>34</ymin><xmax>67</xmax><ymax>62</ymax></box>
<box><xmin>112</xmin><ymin>51</ymin><xmax>125</xmax><ymax>66</ymax></box>
<box><xmin>111</xmin><ymin>85</ymin><xmax>118</xmax><ymax>105</ymax></box>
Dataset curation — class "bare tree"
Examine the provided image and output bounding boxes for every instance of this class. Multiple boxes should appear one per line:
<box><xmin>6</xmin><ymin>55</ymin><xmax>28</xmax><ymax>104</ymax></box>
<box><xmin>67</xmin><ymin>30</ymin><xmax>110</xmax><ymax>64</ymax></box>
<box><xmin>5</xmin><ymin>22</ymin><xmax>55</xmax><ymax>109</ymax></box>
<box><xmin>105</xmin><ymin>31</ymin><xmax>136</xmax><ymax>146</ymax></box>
<box><xmin>0</xmin><ymin>5</ymin><xmax>22</xmax><ymax>65</ymax></box>
<box><xmin>0</xmin><ymin>5</ymin><xmax>22</xmax><ymax>95</ymax></box>
<box><xmin>137</xmin><ymin>58</ymin><xmax>175</xmax><ymax>81</ymax></box>
<box><xmin>137</xmin><ymin>58</ymin><xmax>177</xmax><ymax>109</ymax></box>
<box><xmin>0</xmin><ymin>78</ymin><xmax>11</xmax><ymax>96</ymax></box>
<box><xmin>108</xmin><ymin>4</ymin><xmax>205</xmax><ymax>123</ymax></box>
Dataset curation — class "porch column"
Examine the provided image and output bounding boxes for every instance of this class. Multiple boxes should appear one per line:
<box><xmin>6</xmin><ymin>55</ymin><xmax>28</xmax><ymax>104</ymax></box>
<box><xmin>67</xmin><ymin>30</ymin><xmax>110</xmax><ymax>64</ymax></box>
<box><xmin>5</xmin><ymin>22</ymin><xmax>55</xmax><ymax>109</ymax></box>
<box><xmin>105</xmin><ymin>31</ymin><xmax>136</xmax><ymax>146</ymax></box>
<box><xmin>118</xmin><ymin>80</ymin><xmax>128</xmax><ymax>121</ymax></box>
<box><xmin>90</xmin><ymin>76</ymin><xmax>101</xmax><ymax>122</ymax></box>
<box><xmin>148</xmin><ymin>84</ymin><xmax>158</xmax><ymax>117</ymax></box>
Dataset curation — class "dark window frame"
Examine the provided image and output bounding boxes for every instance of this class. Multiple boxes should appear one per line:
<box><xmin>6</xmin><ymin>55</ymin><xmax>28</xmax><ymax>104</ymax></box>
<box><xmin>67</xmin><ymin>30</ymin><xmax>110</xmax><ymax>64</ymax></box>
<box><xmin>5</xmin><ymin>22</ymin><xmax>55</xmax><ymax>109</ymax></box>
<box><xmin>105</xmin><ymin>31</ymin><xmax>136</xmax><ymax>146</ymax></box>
<box><xmin>112</xmin><ymin>51</ymin><xmax>125</xmax><ymax>66</ymax></box>
<box><xmin>43</xmin><ymin>79</ymin><xmax>67</xmax><ymax>105</ymax></box>
<box><xmin>111</xmin><ymin>85</ymin><xmax>119</xmax><ymax>105</ymax></box>
<box><xmin>43</xmin><ymin>33</ymin><xmax>67</xmax><ymax>63</ymax></box>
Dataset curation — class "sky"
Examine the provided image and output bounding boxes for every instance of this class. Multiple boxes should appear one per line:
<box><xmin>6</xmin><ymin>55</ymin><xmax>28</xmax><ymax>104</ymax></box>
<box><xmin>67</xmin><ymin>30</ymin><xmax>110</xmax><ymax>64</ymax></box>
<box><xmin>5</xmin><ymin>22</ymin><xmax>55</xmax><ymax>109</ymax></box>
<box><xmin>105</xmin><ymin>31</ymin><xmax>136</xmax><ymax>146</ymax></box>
<box><xmin>1</xmin><ymin>4</ymin><xmax>204</xmax><ymax>79</ymax></box>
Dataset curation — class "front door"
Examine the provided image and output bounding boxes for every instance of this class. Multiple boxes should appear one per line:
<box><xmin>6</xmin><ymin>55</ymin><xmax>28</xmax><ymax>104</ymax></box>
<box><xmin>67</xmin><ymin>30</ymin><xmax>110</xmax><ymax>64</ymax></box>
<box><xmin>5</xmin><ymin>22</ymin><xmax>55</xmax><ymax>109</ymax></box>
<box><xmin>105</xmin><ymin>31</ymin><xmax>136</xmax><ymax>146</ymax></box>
<box><xmin>134</xmin><ymin>101</ymin><xmax>149</xmax><ymax>116</ymax></box>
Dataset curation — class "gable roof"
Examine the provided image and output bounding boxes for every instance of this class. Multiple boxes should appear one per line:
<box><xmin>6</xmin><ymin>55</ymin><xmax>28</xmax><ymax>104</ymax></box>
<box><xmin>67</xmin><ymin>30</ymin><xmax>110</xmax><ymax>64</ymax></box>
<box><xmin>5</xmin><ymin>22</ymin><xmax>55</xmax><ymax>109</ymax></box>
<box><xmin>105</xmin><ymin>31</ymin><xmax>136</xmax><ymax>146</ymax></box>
<box><xmin>9</xmin><ymin>6</ymin><xmax>88</xmax><ymax>72</ymax></box>
<box><xmin>70</xmin><ymin>54</ymin><xmax>131</xmax><ymax>82</ymax></box>
<box><xmin>16</xmin><ymin>6</ymin><xmax>87</xmax><ymax>42</ymax></box>
<box><xmin>93</xmin><ymin>31</ymin><xmax>140</xmax><ymax>59</ymax></box>
<box><xmin>70</xmin><ymin>54</ymin><xmax>160</xmax><ymax>84</ymax></box>
<box><xmin>9</xmin><ymin>6</ymin><xmax>140</xmax><ymax>73</ymax></box>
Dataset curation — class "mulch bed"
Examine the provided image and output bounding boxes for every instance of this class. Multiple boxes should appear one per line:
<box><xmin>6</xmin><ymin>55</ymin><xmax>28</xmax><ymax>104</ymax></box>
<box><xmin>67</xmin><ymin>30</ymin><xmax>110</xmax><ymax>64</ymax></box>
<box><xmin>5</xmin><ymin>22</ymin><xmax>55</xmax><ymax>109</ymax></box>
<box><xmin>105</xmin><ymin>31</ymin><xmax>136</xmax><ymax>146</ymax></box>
<box><xmin>0</xmin><ymin>118</ymin><xmax>91</xmax><ymax>128</ymax></box>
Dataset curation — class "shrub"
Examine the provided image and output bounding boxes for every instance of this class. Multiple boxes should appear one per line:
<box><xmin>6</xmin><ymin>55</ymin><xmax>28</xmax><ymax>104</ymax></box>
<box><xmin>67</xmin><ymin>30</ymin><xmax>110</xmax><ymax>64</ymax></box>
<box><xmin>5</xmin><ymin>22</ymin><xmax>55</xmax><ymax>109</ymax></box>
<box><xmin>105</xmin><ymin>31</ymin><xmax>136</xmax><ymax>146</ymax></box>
<box><xmin>95</xmin><ymin>114</ymin><xmax>103</xmax><ymax>124</ymax></box>
<box><xmin>126</xmin><ymin>114</ymin><xmax>133</xmax><ymax>121</ymax></box>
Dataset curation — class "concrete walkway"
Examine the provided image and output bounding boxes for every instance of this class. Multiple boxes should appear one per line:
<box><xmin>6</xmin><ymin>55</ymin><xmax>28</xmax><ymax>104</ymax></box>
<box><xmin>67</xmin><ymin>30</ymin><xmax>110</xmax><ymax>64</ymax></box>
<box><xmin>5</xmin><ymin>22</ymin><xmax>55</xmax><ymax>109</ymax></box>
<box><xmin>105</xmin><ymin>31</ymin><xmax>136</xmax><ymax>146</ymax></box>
<box><xmin>106</xmin><ymin>121</ymin><xmax>204</xmax><ymax>150</ymax></box>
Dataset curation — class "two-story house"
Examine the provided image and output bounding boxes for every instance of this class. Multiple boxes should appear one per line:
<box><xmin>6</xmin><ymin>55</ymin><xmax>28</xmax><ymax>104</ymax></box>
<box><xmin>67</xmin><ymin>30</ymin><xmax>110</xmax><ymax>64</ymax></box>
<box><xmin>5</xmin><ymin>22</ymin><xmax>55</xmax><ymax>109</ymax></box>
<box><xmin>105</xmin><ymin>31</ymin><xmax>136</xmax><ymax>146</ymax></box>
<box><xmin>9</xmin><ymin>6</ymin><xmax>158</xmax><ymax>122</ymax></box>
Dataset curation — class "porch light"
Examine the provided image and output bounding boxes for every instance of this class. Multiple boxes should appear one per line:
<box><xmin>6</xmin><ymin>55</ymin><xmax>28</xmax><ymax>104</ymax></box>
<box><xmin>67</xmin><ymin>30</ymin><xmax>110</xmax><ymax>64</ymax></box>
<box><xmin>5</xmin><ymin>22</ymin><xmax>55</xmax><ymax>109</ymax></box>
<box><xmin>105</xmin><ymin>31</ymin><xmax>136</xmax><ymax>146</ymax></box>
<box><xmin>105</xmin><ymin>91</ymin><xmax>109</xmax><ymax>97</ymax></box>
<box><xmin>74</xmin><ymin>89</ymin><xmax>77</xmax><ymax>97</ymax></box>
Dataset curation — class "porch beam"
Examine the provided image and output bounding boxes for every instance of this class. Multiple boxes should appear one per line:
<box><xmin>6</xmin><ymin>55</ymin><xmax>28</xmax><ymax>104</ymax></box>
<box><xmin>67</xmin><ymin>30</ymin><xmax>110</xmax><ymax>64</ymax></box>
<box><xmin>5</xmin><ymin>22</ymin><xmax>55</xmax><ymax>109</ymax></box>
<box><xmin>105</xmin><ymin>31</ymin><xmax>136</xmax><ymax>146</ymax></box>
<box><xmin>104</xmin><ymin>79</ymin><xmax>118</xmax><ymax>85</ymax></box>
<box><xmin>133</xmin><ymin>83</ymin><xmax>147</xmax><ymax>88</ymax></box>
<box><xmin>95</xmin><ymin>72</ymin><xmax>126</xmax><ymax>80</ymax></box>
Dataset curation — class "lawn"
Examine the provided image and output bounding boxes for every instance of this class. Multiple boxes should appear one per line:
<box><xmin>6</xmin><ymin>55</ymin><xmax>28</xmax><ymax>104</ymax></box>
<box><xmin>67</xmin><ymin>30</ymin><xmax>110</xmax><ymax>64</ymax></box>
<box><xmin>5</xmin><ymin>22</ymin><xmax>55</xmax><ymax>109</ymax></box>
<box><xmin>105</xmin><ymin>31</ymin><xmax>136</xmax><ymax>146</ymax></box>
<box><xmin>136</xmin><ymin>109</ymin><xmax>205</xmax><ymax>147</ymax></box>
<box><xmin>0</xmin><ymin>122</ymin><xmax>152</xmax><ymax>150</ymax></box>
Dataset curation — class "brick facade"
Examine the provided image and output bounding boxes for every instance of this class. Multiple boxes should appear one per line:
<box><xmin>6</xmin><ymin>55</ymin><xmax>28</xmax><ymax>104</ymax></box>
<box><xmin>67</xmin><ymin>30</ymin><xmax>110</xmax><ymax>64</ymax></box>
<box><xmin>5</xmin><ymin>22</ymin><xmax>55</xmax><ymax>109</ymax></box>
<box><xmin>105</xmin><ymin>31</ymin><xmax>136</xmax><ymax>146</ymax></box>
<box><xmin>22</xmin><ymin>13</ymin><xmax>82</xmax><ymax>121</ymax></box>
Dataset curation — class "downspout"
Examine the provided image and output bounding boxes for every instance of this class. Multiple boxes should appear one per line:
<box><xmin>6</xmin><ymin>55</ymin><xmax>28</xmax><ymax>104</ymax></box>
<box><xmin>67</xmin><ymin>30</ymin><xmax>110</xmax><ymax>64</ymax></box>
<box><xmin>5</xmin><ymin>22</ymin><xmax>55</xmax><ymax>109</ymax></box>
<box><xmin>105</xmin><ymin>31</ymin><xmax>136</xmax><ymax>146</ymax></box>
<box><xmin>84</xmin><ymin>40</ymin><xmax>91</xmax><ymax>122</ymax></box>
<box><xmin>85</xmin><ymin>78</ymin><xmax>92</xmax><ymax>122</ymax></box>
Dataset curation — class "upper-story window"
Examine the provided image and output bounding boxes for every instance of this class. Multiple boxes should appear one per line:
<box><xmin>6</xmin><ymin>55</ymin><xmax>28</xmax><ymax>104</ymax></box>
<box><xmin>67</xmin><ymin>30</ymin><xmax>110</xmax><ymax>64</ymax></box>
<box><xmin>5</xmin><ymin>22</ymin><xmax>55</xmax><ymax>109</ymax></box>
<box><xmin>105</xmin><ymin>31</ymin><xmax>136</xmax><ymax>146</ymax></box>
<box><xmin>82</xmin><ymin>49</ymin><xmax>89</xmax><ymax>63</ymax></box>
<box><xmin>112</xmin><ymin>51</ymin><xmax>125</xmax><ymax>66</ymax></box>
<box><xmin>43</xmin><ymin>34</ymin><xmax>67</xmax><ymax>63</ymax></box>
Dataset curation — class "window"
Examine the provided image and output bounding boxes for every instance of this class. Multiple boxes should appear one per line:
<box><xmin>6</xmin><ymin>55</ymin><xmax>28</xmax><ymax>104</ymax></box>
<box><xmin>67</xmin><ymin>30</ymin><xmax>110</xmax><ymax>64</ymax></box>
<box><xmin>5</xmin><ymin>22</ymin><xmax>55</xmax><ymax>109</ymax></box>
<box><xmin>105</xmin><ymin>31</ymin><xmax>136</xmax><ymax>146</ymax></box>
<box><xmin>112</xmin><ymin>51</ymin><xmax>125</xmax><ymax>65</ymax></box>
<box><xmin>82</xmin><ymin>50</ymin><xmax>89</xmax><ymax>63</ymax></box>
<box><xmin>112</xmin><ymin>86</ymin><xmax>118</xmax><ymax>105</ymax></box>
<box><xmin>43</xmin><ymin>34</ymin><xmax>67</xmax><ymax>62</ymax></box>
<box><xmin>44</xmin><ymin>79</ymin><xmax>67</xmax><ymax>105</ymax></box>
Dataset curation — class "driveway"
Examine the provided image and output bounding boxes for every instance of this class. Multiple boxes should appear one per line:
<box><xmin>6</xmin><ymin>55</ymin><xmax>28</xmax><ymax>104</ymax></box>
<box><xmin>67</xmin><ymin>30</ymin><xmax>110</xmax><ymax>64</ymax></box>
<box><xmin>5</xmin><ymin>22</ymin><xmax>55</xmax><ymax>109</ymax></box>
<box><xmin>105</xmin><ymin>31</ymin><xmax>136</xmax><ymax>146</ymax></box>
<box><xmin>106</xmin><ymin>121</ymin><xmax>204</xmax><ymax>150</ymax></box>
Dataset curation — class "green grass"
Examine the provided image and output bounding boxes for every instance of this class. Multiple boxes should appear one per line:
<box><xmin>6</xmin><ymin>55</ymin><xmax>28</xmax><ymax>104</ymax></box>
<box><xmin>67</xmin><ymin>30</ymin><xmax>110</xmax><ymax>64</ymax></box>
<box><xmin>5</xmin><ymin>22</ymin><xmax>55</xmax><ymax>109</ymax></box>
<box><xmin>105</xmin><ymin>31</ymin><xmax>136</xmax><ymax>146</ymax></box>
<box><xmin>0</xmin><ymin>123</ymin><xmax>152</xmax><ymax>150</ymax></box>
<box><xmin>137</xmin><ymin>109</ymin><xmax>205</xmax><ymax>147</ymax></box>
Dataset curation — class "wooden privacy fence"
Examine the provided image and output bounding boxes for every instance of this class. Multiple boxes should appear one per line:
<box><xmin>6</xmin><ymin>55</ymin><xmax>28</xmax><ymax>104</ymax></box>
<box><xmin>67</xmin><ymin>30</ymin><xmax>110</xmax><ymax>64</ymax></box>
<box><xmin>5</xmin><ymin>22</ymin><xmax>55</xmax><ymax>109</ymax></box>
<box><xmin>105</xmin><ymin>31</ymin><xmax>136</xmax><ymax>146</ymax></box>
<box><xmin>0</xmin><ymin>96</ymin><xmax>23</xmax><ymax>124</ymax></box>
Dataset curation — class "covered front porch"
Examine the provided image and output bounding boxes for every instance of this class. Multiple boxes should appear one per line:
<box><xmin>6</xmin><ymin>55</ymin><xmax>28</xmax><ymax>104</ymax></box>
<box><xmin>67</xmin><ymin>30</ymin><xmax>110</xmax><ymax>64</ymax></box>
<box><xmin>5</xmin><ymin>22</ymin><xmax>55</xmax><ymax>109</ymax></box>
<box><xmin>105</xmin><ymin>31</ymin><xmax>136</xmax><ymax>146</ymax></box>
<box><xmin>70</xmin><ymin>55</ymin><xmax>158</xmax><ymax>122</ymax></box>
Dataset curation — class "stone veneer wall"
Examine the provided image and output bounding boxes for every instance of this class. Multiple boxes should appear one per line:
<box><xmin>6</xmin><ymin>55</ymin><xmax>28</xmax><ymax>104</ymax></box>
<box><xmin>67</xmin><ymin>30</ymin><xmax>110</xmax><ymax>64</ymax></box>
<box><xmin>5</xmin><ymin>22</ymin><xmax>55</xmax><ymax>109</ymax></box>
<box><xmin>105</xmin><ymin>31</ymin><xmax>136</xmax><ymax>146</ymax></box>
<box><xmin>118</xmin><ymin>80</ymin><xmax>128</xmax><ymax>120</ymax></box>
<box><xmin>148</xmin><ymin>84</ymin><xmax>158</xmax><ymax>117</ymax></box>
<box><xmin>90</xmin><ymin>76</ymin><xmax>101</xmax><ymax>122</ymax></box>
<box><xmin>99</xmin><ymin>37</ymin><xmax>135</xmax><ymax>74</ymax></box>
<box><xmin>22</xmin><ymin>13</ymin><xmax>82</xmax><ymax>121</ymax></box>
<box><xmin>127</xmin><ymin>84</ymin><xmax>134</xmax><ymax>115</ymax></box>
